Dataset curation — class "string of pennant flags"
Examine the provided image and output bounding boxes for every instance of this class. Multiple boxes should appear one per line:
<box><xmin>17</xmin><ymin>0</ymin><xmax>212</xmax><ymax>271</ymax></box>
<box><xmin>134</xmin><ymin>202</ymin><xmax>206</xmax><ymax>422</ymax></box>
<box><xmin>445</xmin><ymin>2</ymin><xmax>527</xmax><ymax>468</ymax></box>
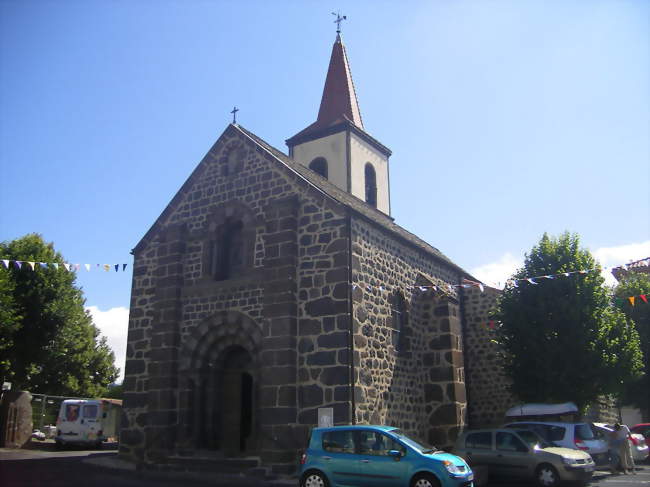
<box><xmin>1</xmin><ymin>256</ymin><xmax>647</xmax><ymax>305</ymax></box>
<box><xmin>1</xmin><ymin>260</ymin><xmax>128</xmax><ymax>273</ymax></box>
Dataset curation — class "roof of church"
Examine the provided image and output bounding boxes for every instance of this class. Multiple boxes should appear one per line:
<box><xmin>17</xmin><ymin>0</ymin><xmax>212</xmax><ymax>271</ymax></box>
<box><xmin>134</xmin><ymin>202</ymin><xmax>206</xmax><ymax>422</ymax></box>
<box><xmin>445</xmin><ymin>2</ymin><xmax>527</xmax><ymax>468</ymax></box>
<box><xmin>286</xmin><ymin>34</ymin><xmax>376</xmax><ymax>149</ymax></box>
<box><xmin>235</xmin><ymin>124</ymin><xmax>474</xmax><ymax>280</ymax></box>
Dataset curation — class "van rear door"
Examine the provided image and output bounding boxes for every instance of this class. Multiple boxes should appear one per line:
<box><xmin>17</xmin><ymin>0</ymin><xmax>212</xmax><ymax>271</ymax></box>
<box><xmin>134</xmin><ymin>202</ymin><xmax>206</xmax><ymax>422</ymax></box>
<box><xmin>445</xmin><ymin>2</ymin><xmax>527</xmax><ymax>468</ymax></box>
<box><xmin>81</xmin><ymin>403</ymin><xmax>101</xmax><ymax>441</ymax></box>
<box><xmin>59</xmin><ymin>402</ymin><xmax>83</xmax><ymax>438</ymax></box>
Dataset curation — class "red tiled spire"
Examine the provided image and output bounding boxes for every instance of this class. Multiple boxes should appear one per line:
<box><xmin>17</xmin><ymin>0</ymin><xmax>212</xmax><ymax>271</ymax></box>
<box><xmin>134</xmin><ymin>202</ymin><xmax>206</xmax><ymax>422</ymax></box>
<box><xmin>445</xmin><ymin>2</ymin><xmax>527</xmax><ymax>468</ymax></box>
<box><xmin>315</xmin><ymin>33</ymin><xmax>364</xmax><ymax>130</ymax></box>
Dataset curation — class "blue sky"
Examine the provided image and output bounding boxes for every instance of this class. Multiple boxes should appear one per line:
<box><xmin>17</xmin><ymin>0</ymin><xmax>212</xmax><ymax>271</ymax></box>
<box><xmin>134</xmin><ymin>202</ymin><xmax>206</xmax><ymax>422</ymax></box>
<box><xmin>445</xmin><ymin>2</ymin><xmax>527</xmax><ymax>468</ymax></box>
<box><xmin>1</xmin><ymin>0</ymin><xmax>648</xmax><ymax>380</ymax></box>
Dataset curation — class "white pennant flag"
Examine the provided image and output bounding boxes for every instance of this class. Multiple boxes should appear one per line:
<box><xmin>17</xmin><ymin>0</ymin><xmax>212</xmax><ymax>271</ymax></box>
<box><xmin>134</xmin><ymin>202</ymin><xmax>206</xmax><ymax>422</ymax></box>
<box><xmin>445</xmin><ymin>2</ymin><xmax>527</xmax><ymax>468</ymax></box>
<box><xmin>28</xmin><ymin>261</ymin><xmax>36</xmax><ymax>270</ymax></box>
<box><xmin>1</xmin><ymin>259</ymin><xmax>8</xmax><ymax>268</ymax></box>
<box><xmin>63</xmin><ymin>263</ymin><xmax>71</xmax><ymax>271</ymax></box>
<box><xmin>84</xmin><ymin>264</ymin><xmax>91</xmax><ymax>272</ymax></box>
<box><xmin>479</xmin><ymin>283</ymin><xmax>484</xmax><ymax>293</ymax></box>
<box><xmin>52</xmin><ymin>263</ymin><xmax>59</xmax><ymax>270</ymax></box>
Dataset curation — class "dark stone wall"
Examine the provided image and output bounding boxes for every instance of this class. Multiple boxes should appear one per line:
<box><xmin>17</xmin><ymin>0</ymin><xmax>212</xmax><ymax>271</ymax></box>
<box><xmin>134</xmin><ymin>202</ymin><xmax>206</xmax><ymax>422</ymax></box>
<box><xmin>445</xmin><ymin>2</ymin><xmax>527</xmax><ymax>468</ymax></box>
<box><xmin>121</xmin><ymin>126</ymin><xmax>352</xmax><ymax>472</ymax></box>
<box><xmin>462</xmin><ymin>285</ymin><xmax>514</xmax><ymax>428</ymax></box>
<box><xmin>350</xmin><ymin>218</ymin><xmax>468</xmax><ymax>449</ymax></box>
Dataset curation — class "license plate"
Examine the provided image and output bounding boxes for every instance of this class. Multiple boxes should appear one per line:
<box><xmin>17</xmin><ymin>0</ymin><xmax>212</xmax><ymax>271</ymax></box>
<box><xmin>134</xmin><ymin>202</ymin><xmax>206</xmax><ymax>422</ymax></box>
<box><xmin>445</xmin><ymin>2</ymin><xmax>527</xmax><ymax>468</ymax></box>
<box><xmin>584</xmin><ymin>466</ymin><xmax>594</xmax><ymax>472</ymax></box>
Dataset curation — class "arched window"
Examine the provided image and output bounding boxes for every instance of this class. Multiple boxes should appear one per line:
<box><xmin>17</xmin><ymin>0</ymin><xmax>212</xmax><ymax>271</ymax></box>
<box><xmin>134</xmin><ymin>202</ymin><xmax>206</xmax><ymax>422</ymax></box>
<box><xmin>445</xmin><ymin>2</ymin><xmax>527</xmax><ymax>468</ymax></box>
<box><xmin>392</xmin><ymin>292</ymin><xmax>408</xmax><ymax>352</ymax></box>
<box><xmin>365</xmin><ymin>163</ymin><xmax>377</xmax><ymax>208</ymax></box>
<box><xmin>210</xmin><ymin>219</ymin><xmax>244</xmax><ymax>280</ymax></box>
<box><xmin>309</xmin><ymin>157</ymin><xmax>328</xmax><ymax>179</ymax></box>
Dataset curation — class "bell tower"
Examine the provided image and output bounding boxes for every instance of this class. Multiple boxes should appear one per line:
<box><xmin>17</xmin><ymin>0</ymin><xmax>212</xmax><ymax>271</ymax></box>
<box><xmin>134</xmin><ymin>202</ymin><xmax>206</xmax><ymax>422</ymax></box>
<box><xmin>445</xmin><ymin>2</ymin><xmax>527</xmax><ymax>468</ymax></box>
<box><xmin>286</xmin><ymin>32</ymin><xmax>392</xmax><ymax>215</ymax></box>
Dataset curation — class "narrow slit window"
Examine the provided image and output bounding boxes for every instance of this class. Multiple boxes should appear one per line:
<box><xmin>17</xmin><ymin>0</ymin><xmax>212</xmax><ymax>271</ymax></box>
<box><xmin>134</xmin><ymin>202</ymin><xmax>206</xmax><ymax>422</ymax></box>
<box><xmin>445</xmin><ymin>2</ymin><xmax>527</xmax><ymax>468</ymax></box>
<box><xmin>365</xmin><ymin>163</ymin><xmax>377</xmax><ymax>207</ymax></box>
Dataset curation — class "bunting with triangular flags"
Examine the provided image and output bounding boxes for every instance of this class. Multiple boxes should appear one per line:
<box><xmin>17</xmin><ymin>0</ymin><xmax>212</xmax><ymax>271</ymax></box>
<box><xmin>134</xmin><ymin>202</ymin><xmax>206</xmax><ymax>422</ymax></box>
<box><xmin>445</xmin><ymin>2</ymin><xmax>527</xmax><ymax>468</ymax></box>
<box><xmin>0</xmin><ymin>259</ymin><xmax>129</xmax><ymax>273</ymax></box>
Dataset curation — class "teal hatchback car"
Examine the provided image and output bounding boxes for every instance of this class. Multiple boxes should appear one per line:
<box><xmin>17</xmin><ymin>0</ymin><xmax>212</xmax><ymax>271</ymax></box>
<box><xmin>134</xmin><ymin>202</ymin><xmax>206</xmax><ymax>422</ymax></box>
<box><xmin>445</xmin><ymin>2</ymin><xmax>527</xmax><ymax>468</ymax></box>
<box><xmin>300</xmin><ymin>425</ymin><xmax>474</xmax><ymax>487</ymax></box>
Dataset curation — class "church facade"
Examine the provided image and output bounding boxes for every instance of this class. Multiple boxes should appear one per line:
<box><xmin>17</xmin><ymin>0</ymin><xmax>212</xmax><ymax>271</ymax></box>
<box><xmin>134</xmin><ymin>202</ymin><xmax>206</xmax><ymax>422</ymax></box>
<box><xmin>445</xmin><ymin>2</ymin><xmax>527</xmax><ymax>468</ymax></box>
<box><xmin>120</xmin><ymin>33</ymin><xmax>510</xmax><ymax>473</ymax></box>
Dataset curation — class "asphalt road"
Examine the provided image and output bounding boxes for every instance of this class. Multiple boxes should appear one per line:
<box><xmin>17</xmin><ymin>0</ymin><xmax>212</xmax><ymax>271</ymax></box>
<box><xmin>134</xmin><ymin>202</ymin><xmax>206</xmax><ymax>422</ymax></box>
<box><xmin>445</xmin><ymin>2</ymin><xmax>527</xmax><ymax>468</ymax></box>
<box><xmin>1</xmin><ymin>442</ymin><xmax>649</xmax><ymax>487</ymax></box>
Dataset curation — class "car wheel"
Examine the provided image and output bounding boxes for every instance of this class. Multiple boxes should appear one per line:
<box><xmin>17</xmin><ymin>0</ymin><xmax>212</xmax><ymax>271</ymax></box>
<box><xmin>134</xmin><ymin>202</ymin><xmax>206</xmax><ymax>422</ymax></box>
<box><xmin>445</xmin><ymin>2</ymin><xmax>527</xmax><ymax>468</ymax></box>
<box><xmin>536</xmin><ymin>463</ymin><xmax>560</xmax><ymax>487</ymax></box>
<box><xmin>411</xmin><ymin>472</ymin><xmax>441</xmax><ymax>487</ymax></box>
<box><xmin>300</xmin><ymin>470</ymin><xmax>329</xmax><ymax>487</ymax></box>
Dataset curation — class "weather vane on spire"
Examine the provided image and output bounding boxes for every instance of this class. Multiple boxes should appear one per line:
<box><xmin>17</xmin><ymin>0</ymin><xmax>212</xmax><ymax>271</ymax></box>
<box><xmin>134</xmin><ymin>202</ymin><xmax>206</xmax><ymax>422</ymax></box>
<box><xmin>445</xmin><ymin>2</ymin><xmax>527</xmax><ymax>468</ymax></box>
<box><xmin>332</xmin><ymin>11</ymin><xmax>346</xmax><ymax>34</ymax></box>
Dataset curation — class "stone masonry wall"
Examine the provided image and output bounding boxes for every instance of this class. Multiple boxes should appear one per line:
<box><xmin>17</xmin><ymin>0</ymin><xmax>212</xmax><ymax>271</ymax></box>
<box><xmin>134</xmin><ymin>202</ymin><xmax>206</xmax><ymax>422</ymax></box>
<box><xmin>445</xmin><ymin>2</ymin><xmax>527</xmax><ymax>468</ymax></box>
<box><xmin>121</xmin><ymin>125</ymin><xmax>352</xmax><ymax>472</ymax></box>
<box><xmin>350</xmin><ymin>218</ymin><xmax>468</xmax><ymax>449</ymax></box>
<box><xmin>462</xmin><ymin>286</ymin><xmax>514</xmax><ymax>428</ymax></box>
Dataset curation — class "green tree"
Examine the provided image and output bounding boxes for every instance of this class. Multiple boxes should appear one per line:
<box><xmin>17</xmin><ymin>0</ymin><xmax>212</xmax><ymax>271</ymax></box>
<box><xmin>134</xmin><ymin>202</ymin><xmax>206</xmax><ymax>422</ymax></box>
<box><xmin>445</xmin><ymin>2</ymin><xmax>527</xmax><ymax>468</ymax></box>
<box><xmin>494</xmin><ymin>232</ymin><xmax>643</xmax><ymax>410</ymax></box>
<box><xmin>0</xmin><ymin>234</ymin><xmax>119</xmax><ymax>396</ymax></box>
<box><xmin>614</xmin><ymin>272</ymin><xmax>650</xmax><ymax>418</ymax></box>
<box><xmin>103</xmin><ymin>383</ymin><xmax>124</xmax><ymax>400</ymax></box>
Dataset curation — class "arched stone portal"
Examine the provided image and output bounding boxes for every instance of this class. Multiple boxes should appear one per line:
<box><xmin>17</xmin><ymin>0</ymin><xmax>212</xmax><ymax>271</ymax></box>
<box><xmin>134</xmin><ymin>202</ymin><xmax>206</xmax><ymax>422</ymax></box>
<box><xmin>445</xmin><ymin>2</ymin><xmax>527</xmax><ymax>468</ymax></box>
<box><xmin>178</xmin><ymin>311</ymin><xmax>262</xmax><ymax>456</ymax></box>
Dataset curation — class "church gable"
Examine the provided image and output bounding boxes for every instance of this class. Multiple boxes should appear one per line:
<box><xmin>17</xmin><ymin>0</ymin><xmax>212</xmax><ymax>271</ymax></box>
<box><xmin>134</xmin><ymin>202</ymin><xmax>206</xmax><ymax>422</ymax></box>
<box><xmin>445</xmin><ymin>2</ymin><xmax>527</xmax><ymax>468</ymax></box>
<box><xmin>122</xmin><ymin>122</ymin><xmax>357</xmax><ymax>468</ymax></box>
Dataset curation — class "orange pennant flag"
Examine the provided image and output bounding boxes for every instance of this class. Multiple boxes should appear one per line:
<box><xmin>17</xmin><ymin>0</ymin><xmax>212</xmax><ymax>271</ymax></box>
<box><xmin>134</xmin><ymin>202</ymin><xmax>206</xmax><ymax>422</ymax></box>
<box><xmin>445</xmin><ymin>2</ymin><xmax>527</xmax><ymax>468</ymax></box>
<box><xmin>628</xmin><ymin>296</ymin><xmax>635</xmax><ymax>306</ymax></box>
<box><xmin>640</xmin><ymin>294</ymin><xmax>648</xmax><ymax>304</ymax></box>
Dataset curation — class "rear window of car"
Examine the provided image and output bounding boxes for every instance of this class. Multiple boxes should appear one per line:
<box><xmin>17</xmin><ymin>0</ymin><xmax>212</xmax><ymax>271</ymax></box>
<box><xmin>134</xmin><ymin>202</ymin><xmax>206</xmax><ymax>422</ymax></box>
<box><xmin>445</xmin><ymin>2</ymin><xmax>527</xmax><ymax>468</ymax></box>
<box><xmin>322</xmin><ymin>430</ymin><xmax>355</xmax><ymax>453</ymax></box>
<box><xmin>64</xmin><ymin>404</ymin><xmax>80</xmax><ymax>421</ymax></box>
<box><xmin>466</xmin><ymin>432</ymin><xmax>491</xmax><ymax>449</ymax></box>
<box><xmin>83</xmin><ymin>405</ymin><xmax>98</xmax><ymax>419</ymax></box>
<box><xmin>575</xmin><ymin>424</ymin><xmax>595</xmax><ymax>440</ymax></box>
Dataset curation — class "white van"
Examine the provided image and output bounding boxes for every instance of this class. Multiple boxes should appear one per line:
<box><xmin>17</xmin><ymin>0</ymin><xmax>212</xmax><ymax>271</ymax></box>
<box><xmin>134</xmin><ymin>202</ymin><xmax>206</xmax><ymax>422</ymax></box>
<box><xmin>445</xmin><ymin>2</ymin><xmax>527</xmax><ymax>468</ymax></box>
<box><xmin>55</xmin><ymin>399</ymin><xmax>121</xmax><ymax>448</ymax></box>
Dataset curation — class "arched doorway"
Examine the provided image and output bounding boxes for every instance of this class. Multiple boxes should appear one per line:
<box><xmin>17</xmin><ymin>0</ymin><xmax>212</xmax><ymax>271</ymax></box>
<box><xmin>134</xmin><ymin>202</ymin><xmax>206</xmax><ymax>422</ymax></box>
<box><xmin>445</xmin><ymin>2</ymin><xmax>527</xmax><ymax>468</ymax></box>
<box><xmin>219</xmin><ymin>346</ymin><xmax>255</xmax><ymax>456</ymax></box>
<box><xmin>180</xmin><ymin>311</ymin><xmax>262</xmax><ymax>455</ymax></box>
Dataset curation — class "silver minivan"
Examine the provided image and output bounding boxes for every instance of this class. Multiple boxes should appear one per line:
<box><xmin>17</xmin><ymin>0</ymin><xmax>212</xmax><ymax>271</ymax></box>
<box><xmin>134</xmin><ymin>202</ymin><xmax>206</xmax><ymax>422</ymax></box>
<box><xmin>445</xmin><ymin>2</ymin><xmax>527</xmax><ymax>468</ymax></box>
<box><xmin>503</xmin><ymin>421</ymin><xmax>609</xmax><ymax>465</ymax></box>
<box><xmin>454</xmin><ymin>428</ymin><xmax>594</xmax><ymax>487</ymax></box>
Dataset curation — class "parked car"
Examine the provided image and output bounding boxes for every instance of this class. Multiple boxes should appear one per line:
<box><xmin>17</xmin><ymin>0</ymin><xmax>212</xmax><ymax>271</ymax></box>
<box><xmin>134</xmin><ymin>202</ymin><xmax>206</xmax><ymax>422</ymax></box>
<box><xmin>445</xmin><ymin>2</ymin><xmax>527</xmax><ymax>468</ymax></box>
<box><xmin>592</xmin><ymin>423</ymin><xmax>649</xmax><ymax>463</ymax></box>
<box><xmin>454</xmin><ymin>427</ymin><xmax>594</xmax><ymax>487</ymax></box>
<box><xmin>503</xmin><ymin>421</ymin><xmax>609</xmax><ymax>465</ymax></box>
<box><xmin>299</xmin><ymin>425</ymin><xmax>474</xmax><ymax>487</ymax></box>
<box><xmin>31</xmin><ymin>429</ymin><xmax>46</xmax><ymax>441</ymax></box>
<box><xmin>631</xmin><ymin>423</ymin><xmax>650</xmax><ymax>444</ymax></box>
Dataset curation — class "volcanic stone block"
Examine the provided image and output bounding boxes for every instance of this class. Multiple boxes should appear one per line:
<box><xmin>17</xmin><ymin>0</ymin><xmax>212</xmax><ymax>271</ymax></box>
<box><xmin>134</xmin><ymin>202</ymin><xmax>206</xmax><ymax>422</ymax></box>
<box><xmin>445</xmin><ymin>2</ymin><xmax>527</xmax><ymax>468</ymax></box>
<box><xmin>300</xmin><ymin>384</ymin><xmax>324</xmax><ymax>408</ymax></box>
<box><xmin>320</xmin><ymin>366</ymin><xmax>350</xmax><ymax>386</ymax></box>
<box><xmin>424</xmin><ymin>383</ymin><xmax>444</xmax><ymax>403</ymax></box>
<box><xmin>317</xmin><ymin>332</ymin><xmax>348</xmax><ymax>349</ymax></box>
<box><xmin>307</xmin><ymin>351</ymin><xmax>336</xmax><ymax>366</ymax></box>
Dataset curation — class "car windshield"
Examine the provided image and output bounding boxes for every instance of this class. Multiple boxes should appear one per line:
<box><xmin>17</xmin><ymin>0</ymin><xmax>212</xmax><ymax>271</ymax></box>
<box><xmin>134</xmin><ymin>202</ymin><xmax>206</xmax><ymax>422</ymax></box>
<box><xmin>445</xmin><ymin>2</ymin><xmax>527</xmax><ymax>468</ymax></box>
<box><xmin>515</xmin><ymin>430</ymin><xmax>552</xmax><ymax>449</ymax></box>
<box><xmin>388</xmin><ymin>429</ymin><xmax>438</xmax><ymax>453</ymax></box>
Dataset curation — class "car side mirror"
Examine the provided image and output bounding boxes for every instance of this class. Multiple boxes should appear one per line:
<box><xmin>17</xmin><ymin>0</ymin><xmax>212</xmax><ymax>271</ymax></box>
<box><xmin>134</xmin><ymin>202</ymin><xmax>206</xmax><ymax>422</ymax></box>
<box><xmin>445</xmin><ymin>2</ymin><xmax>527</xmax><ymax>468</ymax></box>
<box><xmin>388</xmin><ymin>450</ymin><xmax>403</xmax><ymax>461</ymax></box>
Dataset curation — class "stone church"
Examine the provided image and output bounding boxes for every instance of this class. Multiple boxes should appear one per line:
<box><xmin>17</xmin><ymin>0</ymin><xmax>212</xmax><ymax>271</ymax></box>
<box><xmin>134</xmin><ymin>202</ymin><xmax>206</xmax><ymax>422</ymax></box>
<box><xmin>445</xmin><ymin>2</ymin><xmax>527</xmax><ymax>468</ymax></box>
<box><xmin>120</xmin><ymin>32</ymin><xmax>510</xmax><ymax>473</ymax></box>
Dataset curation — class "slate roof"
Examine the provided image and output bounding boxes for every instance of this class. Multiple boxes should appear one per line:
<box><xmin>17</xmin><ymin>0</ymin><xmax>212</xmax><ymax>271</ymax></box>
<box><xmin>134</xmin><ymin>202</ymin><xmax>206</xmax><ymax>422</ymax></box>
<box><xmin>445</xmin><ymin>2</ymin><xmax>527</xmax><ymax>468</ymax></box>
<box><xmin>287</xmin><ymin>33</ymin><xmax>363</xmax><ymax>144</ymax></box>
<box><xmin>234</xmin><ymin>123</ymin><xmax>475</xmax><ymax>281</ymax></box>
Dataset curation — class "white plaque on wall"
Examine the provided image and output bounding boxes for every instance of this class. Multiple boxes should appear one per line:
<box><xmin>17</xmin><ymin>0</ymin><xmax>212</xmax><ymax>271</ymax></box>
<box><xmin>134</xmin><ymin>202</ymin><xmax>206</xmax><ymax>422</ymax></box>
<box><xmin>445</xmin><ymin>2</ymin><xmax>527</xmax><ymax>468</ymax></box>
<box><xmin>318</xmin><ymin>407</ymin><xmax>333</xmax><ymax>428</ymax></box>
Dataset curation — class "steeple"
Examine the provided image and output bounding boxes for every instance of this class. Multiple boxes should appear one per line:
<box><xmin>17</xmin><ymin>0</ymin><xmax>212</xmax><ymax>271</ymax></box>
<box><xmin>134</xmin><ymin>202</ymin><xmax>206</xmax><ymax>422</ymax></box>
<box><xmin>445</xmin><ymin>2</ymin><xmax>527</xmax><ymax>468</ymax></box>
<box><xmin>287</xmin><ymin>34</ymin><xmax>365</xmax><ymax>141</ymax></box>
<box><xmin>286</xmin><ymin>31</ymin><xmax>392</xmax><ymax>216</ymax></box>
<box><xmin>316</xmin><ymin>33</ymin><xmax>364</xmax><ymax>130</ymax></box>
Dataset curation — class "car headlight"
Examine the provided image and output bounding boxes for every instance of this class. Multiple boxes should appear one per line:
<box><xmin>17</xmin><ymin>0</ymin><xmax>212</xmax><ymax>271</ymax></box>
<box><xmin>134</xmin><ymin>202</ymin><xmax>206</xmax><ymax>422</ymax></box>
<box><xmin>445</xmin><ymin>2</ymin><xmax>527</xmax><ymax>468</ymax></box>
<box><xmin>443</xmin><ymin>460</ymin><xmax>466</xmax><ymax>475</ymax></box>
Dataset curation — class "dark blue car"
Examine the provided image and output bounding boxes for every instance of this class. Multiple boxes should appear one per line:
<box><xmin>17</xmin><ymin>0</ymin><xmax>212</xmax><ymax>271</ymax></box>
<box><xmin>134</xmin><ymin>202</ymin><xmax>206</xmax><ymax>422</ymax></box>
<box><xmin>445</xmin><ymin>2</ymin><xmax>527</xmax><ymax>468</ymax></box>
<box><xmin>300</xmin><ymin>425</ymin><xmax>474</xmax><ymax>487</ymax></box>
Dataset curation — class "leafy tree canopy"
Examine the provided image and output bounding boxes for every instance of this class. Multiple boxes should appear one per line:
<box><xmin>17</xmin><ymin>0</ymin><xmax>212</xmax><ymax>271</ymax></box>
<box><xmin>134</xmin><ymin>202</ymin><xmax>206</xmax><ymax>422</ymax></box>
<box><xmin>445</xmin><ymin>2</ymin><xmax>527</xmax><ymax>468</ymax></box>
<box><xmin>0</xmin><ymin>234</ymin><xmax>119</xmax><ymax>397</ymax></box>
<box><xmin>614</xmin><ymin>272</ymin><xmax>650</xmax><ymax>416</ymax></box>
<box><xmin>494</xmin><ymin>232</ymin><xmax>643</xmax><ymax>410</ymax></box>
